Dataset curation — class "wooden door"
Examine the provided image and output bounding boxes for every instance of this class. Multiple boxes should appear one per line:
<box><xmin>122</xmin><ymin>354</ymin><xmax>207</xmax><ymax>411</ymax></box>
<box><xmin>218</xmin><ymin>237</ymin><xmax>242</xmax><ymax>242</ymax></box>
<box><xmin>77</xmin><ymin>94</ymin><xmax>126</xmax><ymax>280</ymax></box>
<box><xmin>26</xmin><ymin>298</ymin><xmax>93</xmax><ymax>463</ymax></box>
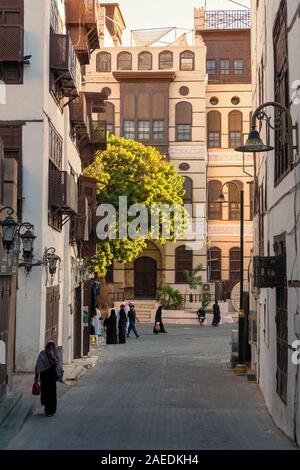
<box><xmin>45</xmin><ymin>286</ymin><xmax>60</xmax><ymax>346</ymax></box>
<box><xmin>0</xmin><ymin>278</ymin><xmax>10</xmax><ymax>402</ymax></box>
<box><xmin>134</xmin><ymin>257</ymin><xmax>157</xmax><ymax>298</ymax></box>
<box><xmin>73</xmin><ymin>286</ymin><xmax>82</xmax><ymax>359</ymax></box>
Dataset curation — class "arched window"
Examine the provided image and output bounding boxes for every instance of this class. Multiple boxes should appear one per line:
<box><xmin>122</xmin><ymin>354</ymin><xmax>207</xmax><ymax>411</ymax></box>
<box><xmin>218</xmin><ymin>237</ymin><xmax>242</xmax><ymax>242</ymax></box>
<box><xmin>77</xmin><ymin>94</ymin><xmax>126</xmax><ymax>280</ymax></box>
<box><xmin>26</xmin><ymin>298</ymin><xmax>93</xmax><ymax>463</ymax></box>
<box><xmin>159</xmin><ymin>51</ymin><xmax>173</xmax><ymax>69</ymax></box>
<box><xmin>117</xmin><ymin>52</ymin><xmax>132</xmax><ymax>70</ymax></box>
<box><xmin>138</xmin><ymin>51</ymin><xmax>152</xmax><ymax>70</ymax></box>
<box><xmin>229</xmin><ymin>111</ymin><xmax>243</xmax><ymax>148</ymax></box>
<box><xmin>183</xmin><ymin>177</ymin><xmax>193</xmax><ymax>205</ymax></box>
<box><xmin>96</xmin><ymin>52</ymin><xmax>111</xmax><ymax>72</ymax></box>
<box><xmin>229</xmin><ymin>180</ymin><xmax>243</xmax><ymax>220</ymax></box>
<box><xmin>180</xmin><ymin>50</ymin><xmax>195</xmax><ymax>71</ymax></box>
<box><xmin>207</xmin><ymin>111</ymin><xmax>221</xmax><ymax>148</ymax></box>
<box><xmin>208</xmin><ymin>247</ymin><xmax>221</xmax><ymax>282</ymax></box>
<box><xmin>176</xmin><ymin>101</ymin><xmax>192</xmax><ymax>141</ymax></box>
<box><xmin>229</xmin><ymin>247</ymin><xmax>240</xmax><ymax>282</ymax></box>
<box><xmin>208</xmin><ymin>180</ymin><xmax>222</xmax><ymax>220</ymax></box>
<box><xmin>97</xmin><ymin>102</ymin><xmax>115</xmax><ymax>134</ymax></box>
<box><xmin>175</xmin><ymin>245</ymin><xmax>193</xmax><ymax>283</ymax></box>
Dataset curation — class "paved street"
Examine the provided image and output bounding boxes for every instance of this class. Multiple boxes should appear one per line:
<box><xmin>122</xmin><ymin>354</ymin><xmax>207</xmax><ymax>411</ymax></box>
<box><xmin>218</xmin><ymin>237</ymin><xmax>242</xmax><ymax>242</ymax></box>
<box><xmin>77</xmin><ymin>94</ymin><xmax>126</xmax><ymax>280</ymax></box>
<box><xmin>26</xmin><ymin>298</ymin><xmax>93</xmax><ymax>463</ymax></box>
<box><xmin>6</xmin><ymin>324</ymin><xmax>296</xmax><ymax>450</ymax></box>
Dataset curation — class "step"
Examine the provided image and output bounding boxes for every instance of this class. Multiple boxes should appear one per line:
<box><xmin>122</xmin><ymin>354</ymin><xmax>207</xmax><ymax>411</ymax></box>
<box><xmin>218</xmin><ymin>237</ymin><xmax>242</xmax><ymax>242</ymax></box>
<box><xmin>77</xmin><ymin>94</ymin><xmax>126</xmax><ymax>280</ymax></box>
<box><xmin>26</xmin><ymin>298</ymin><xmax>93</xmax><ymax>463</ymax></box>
<box><xmin>0</xmin><ymin>391</ymin><xmax>22</xmax><ymax>427</ymax></box>
<box><xmin>0</xmin><ymin>397</ymin><xmax>35</xmax><ymax>449</ymax></box>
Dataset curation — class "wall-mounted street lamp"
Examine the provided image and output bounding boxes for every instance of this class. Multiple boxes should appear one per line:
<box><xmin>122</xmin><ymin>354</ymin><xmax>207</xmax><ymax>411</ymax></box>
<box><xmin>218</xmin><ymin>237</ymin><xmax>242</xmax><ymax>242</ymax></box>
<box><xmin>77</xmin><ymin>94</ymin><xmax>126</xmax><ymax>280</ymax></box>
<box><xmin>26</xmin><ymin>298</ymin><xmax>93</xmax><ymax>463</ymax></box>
<box><xmin>44</xmin><ymin>247</ymin><xmax>61</xmax><ymax>285</ymax></box>
<box><xmin>18</xmin><ymin>223</ymin><xmax>36</xmax><ymax>273</ymax></box>
<box><xmin>0</xmin><ymin>207</ymin><xmax>19</xmax><ymax>253</ymax></box>
<box><xmin>235</xmin><ymin>101</ymin><xmax>299</xmax><ymax>157</ymax></box>
<box><xmin>0</xmin><ymin>207</ymin><xmax>36</xmax><ymax>274</ymax></box>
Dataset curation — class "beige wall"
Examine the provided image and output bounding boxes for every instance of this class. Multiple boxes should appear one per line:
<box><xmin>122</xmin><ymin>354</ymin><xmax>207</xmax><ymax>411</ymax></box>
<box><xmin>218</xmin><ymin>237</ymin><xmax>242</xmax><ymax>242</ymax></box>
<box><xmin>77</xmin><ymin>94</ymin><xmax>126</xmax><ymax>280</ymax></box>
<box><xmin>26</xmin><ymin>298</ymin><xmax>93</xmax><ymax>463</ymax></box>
<box><xmin>206</xmin><ymin>82</ymin><xmax>254</xmax><ymax>288</ymax></box>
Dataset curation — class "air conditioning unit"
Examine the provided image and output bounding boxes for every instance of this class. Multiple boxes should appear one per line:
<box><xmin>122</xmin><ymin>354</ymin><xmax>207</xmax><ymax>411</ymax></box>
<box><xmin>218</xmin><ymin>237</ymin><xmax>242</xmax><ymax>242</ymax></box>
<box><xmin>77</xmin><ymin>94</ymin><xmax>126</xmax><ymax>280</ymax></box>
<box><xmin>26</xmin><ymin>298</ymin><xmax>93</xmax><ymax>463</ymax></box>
<box><xmin>202</xmin><ymin>283</ymin><xmax>211</xmax><ymax>293</ymax></box>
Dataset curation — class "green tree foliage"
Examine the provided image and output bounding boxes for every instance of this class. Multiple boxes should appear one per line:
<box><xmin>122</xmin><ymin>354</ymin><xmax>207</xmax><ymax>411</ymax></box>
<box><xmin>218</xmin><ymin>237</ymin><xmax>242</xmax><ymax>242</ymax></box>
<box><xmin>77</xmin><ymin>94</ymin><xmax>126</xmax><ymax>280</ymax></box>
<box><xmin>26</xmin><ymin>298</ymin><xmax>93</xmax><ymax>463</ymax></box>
<box><xmin>84</xmin><ymin>136</ymin><xmax>186</xmax><ymax>276</ymax></box>
<box><xmin>158</xmin><ymin>284</ymin><xmax>183</xmax><ymax>310</ymax></box>
<box><xmin>184</xmin><ymin>264</ymin><xmax>205</xmax><ymax>290</ymax></box>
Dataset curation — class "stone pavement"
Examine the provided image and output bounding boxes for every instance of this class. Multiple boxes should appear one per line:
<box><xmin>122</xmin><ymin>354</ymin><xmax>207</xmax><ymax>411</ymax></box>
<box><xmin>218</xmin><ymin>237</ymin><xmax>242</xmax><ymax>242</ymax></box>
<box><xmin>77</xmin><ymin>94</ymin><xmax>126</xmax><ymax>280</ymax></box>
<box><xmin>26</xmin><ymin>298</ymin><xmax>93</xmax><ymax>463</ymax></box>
<box><xmin>4</xmin><ymin>324</ymin><xmax>297</xmax><ymax>450</ymax></box>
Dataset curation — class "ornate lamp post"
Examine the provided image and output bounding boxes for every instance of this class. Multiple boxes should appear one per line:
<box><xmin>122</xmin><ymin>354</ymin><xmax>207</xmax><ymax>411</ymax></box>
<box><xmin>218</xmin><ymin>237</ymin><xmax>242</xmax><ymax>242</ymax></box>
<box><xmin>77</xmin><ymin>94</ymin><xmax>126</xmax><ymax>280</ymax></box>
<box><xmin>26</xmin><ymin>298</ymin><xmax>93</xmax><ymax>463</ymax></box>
<box><xmin>216</xmin><ymin>181</ymin><xmax>247</xmax><ymax>373</ymax></box>
<box><xmin>0</xmin><ymin>207</ymin><xmax>19</xmax><ymax>253</ymax></box>
<box><xmin>235</xmin><ymin>101</ymin><xmax>298</xmax><ymax>157</ymax></box>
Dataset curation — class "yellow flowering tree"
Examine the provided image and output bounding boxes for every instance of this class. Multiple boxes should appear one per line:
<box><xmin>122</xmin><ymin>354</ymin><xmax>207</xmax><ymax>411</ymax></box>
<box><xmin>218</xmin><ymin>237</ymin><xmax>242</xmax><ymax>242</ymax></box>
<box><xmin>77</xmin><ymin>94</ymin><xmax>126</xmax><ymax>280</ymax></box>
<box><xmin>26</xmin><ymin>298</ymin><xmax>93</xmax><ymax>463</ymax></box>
<box><xmin>84</xmin><ymin>135</ymin><xmax>186</xmax><ymax>277</ymax></box>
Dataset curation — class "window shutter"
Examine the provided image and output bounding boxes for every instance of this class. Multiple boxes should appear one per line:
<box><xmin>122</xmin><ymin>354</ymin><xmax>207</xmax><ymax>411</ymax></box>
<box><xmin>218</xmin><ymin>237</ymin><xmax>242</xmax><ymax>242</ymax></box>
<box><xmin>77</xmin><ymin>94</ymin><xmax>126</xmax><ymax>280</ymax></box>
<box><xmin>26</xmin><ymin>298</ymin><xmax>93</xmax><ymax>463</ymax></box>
<box><xmin>175</xmin><ymin>246</ymin><xmax>193</xmax><ymax>283</ymax></box>
<box><xmin>137</xmin><ymin>93</ymin><xmax>150</xmax><ymax>119</ymax></box>
<box><xmin>0</xmin><ymin>123</ymin><xmax>22</xmax><ymax>215</ymax></box>
<box><xmin>138</xmin><ymin>52</ymin><xmax>152</xmax><ymax>70</ymax></box>
<box><xmin>152</xmin><ymin>93</ymin><xmax>165</xmax><ymax>120</ymax></box>
<box><xmin>207</xmin><ymin>111</ymin><xmax>221</xmax><ymax>132</ymax></box>
<box><xmin>176</xmin><ymin>102</ymin><xmax>192</xmax><ymax>125</ymax></box>
<box><xmin>123</xmin><ymin>93</ymin><xmax>135</xmax><ymax>119</ymax></box>
<box><xmin>78</xmin><ymin>176</ymin><xmax>98</xmax><ymax>258</ymax></box>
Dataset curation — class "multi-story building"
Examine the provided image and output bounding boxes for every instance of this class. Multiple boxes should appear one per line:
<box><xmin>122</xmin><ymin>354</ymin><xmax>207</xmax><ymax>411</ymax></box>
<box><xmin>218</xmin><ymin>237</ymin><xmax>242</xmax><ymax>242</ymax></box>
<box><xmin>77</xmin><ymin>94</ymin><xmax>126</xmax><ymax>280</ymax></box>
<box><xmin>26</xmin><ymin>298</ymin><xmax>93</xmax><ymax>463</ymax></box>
<box><xmin>84</xmin><ymin>12</ymin><xmax>208</xmax><ymax>302</ymax></box>
<box><xmin>251</xmin><ymin>0</ymin><xmax>300</xmax><ymax>445</ymax></box>
<box><xmin>0</xmin><ymin>0</ymin><xmax>111</xmax><ymax>391</ymax></box>
<box><xmin>195</xmin><ymin>9</ymin><xmax>254</xmax><ymax>303</ymax></box>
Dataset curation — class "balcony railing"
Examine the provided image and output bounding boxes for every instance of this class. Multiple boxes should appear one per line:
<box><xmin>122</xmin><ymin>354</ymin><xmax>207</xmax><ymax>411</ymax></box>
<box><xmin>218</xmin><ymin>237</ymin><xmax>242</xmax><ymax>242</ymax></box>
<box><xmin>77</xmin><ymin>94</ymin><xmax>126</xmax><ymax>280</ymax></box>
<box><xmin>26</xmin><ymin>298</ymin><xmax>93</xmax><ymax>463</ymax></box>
<box><xmin>0</xmin><ymin>25</ymin><xmax>23</xmax><ymax>61</ymax></box>
<box><xmin>69</xmin><ymin>93</ymin><xmax>89</xmax><ymax>130</ymax></box>
<box><xmin>90</xmin><ymin>121</ymin><xmax>107</xmax><ymax>150</ymax></box>
<box><xmin>65</xmin><ymin>0</ymin><xmax>85</xmax><ymax>24</ymax></box>
<box><xmin>205</xmin><ymin>10</ymin><xmax>251</xmax><ymax>30</ymax></box>
<box><xmin>50</xmin><ymin>32</ymin><xmax>80</xmax><ymax>99</ymax></box>
<box><xmin>49</xmin><ymin>171</ymin><xmax>78</xmax><ymax>214</ymax></box>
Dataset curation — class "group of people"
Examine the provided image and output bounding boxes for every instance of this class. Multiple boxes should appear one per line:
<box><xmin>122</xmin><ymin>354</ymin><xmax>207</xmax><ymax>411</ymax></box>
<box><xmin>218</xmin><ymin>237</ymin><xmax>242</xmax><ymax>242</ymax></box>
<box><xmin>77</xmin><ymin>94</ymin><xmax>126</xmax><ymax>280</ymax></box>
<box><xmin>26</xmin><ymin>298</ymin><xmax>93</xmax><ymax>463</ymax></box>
<box><xmin>103</xmin><ymin>302</ymin><xmax>141</xmax><ymax>345</ymax></box>
<box><xmin>33</xmin><ymin>301</ymin><xmax>219</xmax><ymax>418</ymax></box>
<box><xmin>197</xmin><ymin>300</ymin><xmax>221</xmax><ymax>327</ymax></box>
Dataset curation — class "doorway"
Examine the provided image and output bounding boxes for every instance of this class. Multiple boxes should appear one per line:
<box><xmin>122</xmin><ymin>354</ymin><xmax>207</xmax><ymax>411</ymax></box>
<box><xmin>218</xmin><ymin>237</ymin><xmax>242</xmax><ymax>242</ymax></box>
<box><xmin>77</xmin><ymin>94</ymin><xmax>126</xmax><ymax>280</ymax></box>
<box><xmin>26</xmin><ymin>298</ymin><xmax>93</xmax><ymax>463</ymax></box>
<box><xmin>134</xmin><ymin>257</ymin><xmax>157</xmax><ymax>299</ymax></box>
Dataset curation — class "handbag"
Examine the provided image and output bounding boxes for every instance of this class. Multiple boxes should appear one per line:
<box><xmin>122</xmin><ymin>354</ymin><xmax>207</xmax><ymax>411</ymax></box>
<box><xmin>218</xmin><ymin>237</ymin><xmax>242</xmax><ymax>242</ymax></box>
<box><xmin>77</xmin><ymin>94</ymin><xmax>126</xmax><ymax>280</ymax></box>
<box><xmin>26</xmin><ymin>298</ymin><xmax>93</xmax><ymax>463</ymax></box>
<box><xmin>32</xmin><ymin>381</ymin><xmax>41</xmax><ymax>396</ymax></box>
<box><xmin>155</xmin><ymin>322</ymin><xmax>160</xmax><ymax>332</ymax></box>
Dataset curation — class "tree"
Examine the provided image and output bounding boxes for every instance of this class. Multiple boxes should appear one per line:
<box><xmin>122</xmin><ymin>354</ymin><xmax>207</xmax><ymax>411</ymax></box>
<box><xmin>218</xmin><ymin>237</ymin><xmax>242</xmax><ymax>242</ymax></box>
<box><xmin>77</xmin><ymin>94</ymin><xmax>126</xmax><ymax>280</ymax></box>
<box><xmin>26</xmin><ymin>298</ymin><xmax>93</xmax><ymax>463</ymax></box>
<box><xmin>84</xmin><ymin>135</ymin><xmax>186</xmax><ymax>276</ymax></box>
<box><xmin>184</xmin><ymin>264</ymin><xmax>205</xmax><ymax>290</ymax></box>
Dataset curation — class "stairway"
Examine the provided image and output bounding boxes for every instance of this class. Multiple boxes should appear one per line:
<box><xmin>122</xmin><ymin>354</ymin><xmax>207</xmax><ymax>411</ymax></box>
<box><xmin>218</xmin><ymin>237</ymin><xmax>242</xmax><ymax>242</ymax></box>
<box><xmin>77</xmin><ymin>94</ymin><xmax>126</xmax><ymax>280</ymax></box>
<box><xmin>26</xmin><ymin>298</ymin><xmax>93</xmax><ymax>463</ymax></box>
<box><xmin>114</xmin><ymin>300</ymin><xmax>157</xmax><ymax>324</ymax></box>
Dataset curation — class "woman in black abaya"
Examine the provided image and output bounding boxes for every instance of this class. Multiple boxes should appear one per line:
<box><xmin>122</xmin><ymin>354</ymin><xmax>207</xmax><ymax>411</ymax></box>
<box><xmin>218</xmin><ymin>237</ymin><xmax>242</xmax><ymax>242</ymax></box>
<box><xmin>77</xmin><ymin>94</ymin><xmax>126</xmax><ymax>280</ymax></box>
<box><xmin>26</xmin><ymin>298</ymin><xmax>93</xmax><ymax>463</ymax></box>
<box><xmin>34</xmin><ymin>341</ymin><xmax>64</xmax><ymax>417</ymax></box>
<box><xmin>153</xmin><ymin>305</ymin><xmax>167</xmax><ymax>335</ymax></box>
<box><xmin>118</xmin><ymin>305</ymin><xmax>127</xmax><ymax>344</ymax></box>
<box><xmin>104</xmin><ymin>309</ymin><xmax>118</xmax><ymax>344</ymax></box>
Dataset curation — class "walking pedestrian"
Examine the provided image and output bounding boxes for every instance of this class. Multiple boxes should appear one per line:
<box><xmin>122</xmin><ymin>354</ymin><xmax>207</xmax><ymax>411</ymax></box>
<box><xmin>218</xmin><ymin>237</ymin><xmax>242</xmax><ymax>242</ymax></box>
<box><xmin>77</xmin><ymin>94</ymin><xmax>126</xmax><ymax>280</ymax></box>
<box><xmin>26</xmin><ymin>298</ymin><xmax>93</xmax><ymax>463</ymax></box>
<box><xmin>90</xmin><ymin>312</ymin><xmax>96</xmax><ymax>336</ymax></box>
<box><xmin>94</xmin><ymin>305</ymin><xmax>102</xmax><ymax>338</ymax></box>
<box><xmin>34</xmin><ymin>341</ymin><xmax>64</xmax><ymax>417</ymax></box>
<box><xmin>118</xmin><ymin>305</ymin><xmax>127</xmax><ymax>344</ymax></box>
<box><xmin>212</xmin><ymin>300</ymin><xmax>221</xmax><ymax>327</ymax></box>
<box><xmin>127</xmin><ymin>305</ymin><xmax>140</xmax><ymax>338</ymax></box>
<box><xmin>197</xmin><ymin>305</ymin><xmax>206</xmax><ymax>325</ymax></box>
<box><xmin>103</xmin><ymin>309</ymin><xmax>118</xmax><ymax>344</ymax></box>
<box><xmin>153</xmin><ymin>305</ymin><xmax>167</xmax><ymax>335</ymax></box>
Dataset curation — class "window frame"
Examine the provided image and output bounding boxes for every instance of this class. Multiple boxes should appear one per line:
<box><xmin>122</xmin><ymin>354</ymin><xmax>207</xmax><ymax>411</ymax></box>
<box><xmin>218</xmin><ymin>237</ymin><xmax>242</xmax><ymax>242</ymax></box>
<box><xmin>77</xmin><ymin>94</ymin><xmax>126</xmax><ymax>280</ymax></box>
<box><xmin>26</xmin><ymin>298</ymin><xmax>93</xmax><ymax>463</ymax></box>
<box><xmin>180</xmin><ymin>50</ymin><xmax>195</xmax><ymax>71</ymax></box>
<box><xmin>138</xmin><ymin>120</ymin><xmax>150</xmax><ymax>141</ymax></box>
<box><xmin>220</xmin><ymin>59</ymin><xmax>230</xmax><ymax>75</ymax></box>
<box><xmin>207</xmin><ymin>59</ymin><xmax>217</xmax><ymax>75</ymax></box>
<box><xmin>96</xmin><ymin>52</ymin><xmax>111</xmax><ymax>73</ymax></box>
<box><xmin>159</xmin><ymin>51</ymin><xmax>173</xmax><ymax>70</ymax></box>
<box><xmin>123</xmin><ymin>120</ymin><xmax>135</xmax><ymax>139</ymax></box>
<box><xmin>117</xmin><ymin>51</ymin><xmax>132</xmax><ymax>70</ymax></box>
<box><xmin>138</xmin><ymin>51</ymin><xmax>152</xmax><ymax>71</ymax></box>
<box><xmin>233</xmin><ymin>59</ymin><xmax>244</xmax><ymax>75</ymax></box>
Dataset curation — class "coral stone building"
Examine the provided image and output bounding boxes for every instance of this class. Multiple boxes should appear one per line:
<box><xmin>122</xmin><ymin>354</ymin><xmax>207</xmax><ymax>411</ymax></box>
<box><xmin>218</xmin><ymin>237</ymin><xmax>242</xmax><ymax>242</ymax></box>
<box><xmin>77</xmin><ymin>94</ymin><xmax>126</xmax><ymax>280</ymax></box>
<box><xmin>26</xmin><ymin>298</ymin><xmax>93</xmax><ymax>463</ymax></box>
<box><xmin>250</xmin><ymin>0</ymin><xmax>300</xmax><ymax>446</ymax></box>
<box><xmin>196</xmin><ymin>9</ymin><xmax>254</xmax><ymax>302</ymax></box>
<box><xmin>0</xmin><ymin>0</ymin><xmax>110</xmax><ymax>386</ymax></box>
<box><xmin>84</xmin><ymin>15</ymin><xmax>208</xmax><ymax>301</ymax></box>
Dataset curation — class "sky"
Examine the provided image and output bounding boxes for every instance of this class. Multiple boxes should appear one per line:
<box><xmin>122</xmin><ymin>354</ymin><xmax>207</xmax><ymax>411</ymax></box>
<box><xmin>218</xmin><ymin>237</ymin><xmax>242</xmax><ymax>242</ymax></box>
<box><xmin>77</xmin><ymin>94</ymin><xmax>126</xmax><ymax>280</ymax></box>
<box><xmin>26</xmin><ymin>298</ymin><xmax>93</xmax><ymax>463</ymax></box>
<box><xmin>103</xmin><ymin>0</ymin><xmax>251</xmax><ymax>45</ymax></box>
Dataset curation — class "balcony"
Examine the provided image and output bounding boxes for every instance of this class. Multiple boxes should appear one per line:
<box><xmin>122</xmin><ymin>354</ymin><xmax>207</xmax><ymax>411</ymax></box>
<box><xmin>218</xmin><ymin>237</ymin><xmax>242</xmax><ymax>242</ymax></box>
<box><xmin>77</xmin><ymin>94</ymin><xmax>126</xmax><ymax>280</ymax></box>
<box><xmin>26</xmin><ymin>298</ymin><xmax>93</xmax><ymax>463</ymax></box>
<box><xmin>49</xmin><ymin>171</ymin><xmax>78</xmax><ymax>214</ymax></box>
<box><xmin>0</xmin><ymin>25</ymin><xmax>23</xmax><ymax>61</ymax></box>
<box><xmin>69</xmin><ymin>92</ymin><xmax>90</xmax><ymax>138</ymax></box>
<box><xmin>90</xmin><ymin>120</ymin><xmax>107</xmax><ymax>151</ymax></box>
<box><xmin>253</xmin><ymin>256</ymin><xmax>286</xmax><ymax>289</ymax></box>
<box><xmin>65</xmin><ymin>0</ymin><xmax>103</xmax><ymax>64</ymax></box>
<box><xmin>204</xmin><ymin>10</ymin><xmax>251</xmax><ymax>30</ymax></box>
<box><xmin>50</xmin><ymin>33</ymin><xmax>80</xmax><ymax>100</ymax></box>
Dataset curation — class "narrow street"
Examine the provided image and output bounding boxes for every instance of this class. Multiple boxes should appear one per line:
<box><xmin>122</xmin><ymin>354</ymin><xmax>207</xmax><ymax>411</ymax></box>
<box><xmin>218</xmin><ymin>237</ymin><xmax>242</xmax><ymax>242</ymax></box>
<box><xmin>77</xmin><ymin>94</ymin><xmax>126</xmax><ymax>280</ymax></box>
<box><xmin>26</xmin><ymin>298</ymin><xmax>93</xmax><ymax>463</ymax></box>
<box><xmin>5</xmin><ymin>325</ymin><xmax>295</xmax><ymax>450</ymax></box>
